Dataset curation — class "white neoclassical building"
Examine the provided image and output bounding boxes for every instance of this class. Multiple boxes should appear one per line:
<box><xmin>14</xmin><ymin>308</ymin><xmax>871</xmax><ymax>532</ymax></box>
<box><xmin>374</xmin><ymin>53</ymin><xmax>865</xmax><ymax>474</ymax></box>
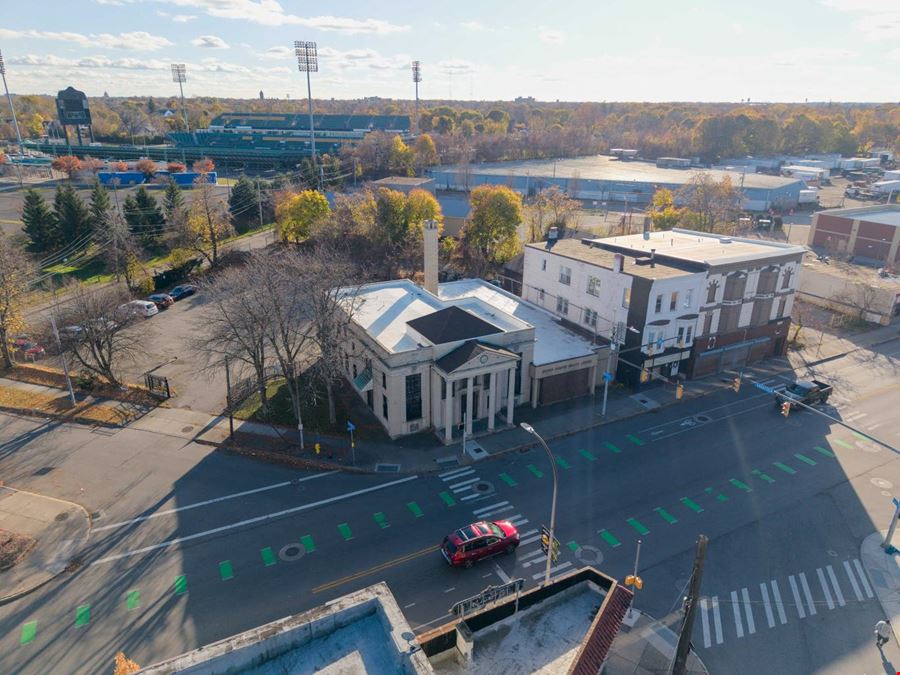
<box><xmin>337</xmin><ymin>278</ymin><xmax>607</xmax><ymax>442</ymax></box>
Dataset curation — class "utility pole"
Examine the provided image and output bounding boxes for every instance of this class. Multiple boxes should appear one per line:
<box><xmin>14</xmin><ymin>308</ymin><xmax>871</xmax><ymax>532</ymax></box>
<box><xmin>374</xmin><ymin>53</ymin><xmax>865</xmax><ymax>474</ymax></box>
<box><xmin>256</xmin><ymin>179</ymin><xmax>264</xmax><ymax>229</ymax></box>
<box><xmin>0</xmin><ymin>50</ymin><xmax>25</xmax><ymax>188</ymax></box>
<box><xmin>672</xmin><ymin>534</ymin><xmax>708</xmax><ymax>675</ymax></box>
<box><xmin>48</xmin><ymin>313</ymin><xmax>77</xmax><ymax>407</ymax></box>
<box><xmin>224</xmin><ymin>356</ymin><xmax>234</xmax><ymax>439</ymax></box>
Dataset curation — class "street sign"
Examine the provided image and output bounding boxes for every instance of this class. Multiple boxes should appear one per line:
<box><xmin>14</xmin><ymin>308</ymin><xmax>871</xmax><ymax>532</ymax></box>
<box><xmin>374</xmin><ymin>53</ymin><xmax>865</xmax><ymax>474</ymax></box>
<box><xmin>451</xmin><ymin>579</ymin><xmax>525</xmax><ymax>618</ymax></box>
<box><xmin>347</xmin><ymin>420</ymin><xmax>356</xmax><ymax>432</ymax></box>
<box><xmin>753</xmin><ymin>382</ymin><xmax>775</xmax><ymax>394</ymax></box>
<box><xmin>602</xmin><ymin>371</ymin><xmax>614</xmax><ymax>383</ymax></box>
<box><xmin>893</xmin><ymin>497</ymin><xmax>900</xmax><ymax>509</ymax></box>
<box><xmin>540</xmin><ymin>526</ymin><xmax>560</xmax><ymax>563</ymax></box>
<box><xmin>656</xmin><ymin>337</ymin><xmax>664</xmax><ymax>349</ymax></box>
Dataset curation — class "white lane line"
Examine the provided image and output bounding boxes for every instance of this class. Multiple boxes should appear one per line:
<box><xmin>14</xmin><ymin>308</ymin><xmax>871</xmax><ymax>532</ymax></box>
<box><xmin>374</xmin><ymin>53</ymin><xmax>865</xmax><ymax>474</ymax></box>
<box><xmin>90</xmin><ymin>475</ymin><xmax>419</xmax><ymax>565</ymax></box>
<box><xmin>759</xmin><ymin>583</ymin><xmax>775</xmax><ymax>629</ymax></box>
<box><xmin>404</xmin><ymin>602</ymin><xmax>416</xmax><ymax>609</ymax></box>
<box><xmin>771</xmin><ymin>580</ymin><xmax>788</xmax><ymax>625</ymax></box>
<box><xmin>711</xmin><ymin>596</ymin><xmax>724</xmax><ymax>645</ymax></box>
<box><xmin>826</xmin><ymin>565</ymin><xmax>845</xmax><ymax>607</ymax></box>
<box><xmin>741</xmin><ymin>587</ymin><xmax>756</xmax><ymax>635</ymax></box>
<box><xmin>531</xmin><ymin>562</ymin><xmax>572</xmax><ymax>580</ymax></box>
<box><xmin>730</xmin><ymin>590</ymin><xmax>744</xmax><ymax>639</ymax></box>
<box><xmin>439</xmin><ymin>466</ymin><xmax>474</xmax><ymax>479</ymax></box>
<box><xmin>93</xmin><ymin>471</ymin><xmax>339</xmax><ymax>533</ymax></box>
<box><xmin>649</xmin><ymin>400</ymin><xmax>774</xmax><ymax>442</ymax></box>
<box><xmin>460</xmin><ymin>493</ymin><xmax>481</xmax><ymax>501</ymax></box>
<box><xmin>700</xmin><ymin>598</ymin><xmax>712</xmax><ymax>648</ymax></box>
<box><xmin>788</xmin><ymin>575</ymin><xmax>806</xmax><ymax>619</ymax></box>
<box><xmin>853</xmin><ymin>559</ymin><xmax>874</xmax><ymax>598</ymax></box>
<box><xmin>799</xmin><ymin>573</ymin><xmax>817</xmax><ymax>616</ymax></box>
<box><xmin>816</xmin><ymin>568</ymin><xmax>834</xmax><ymax>610</ymax></box>
<box><xmin>450</xmin><ymin>476</ymin><xmax>481</xmax><ymax>492</ymax></box>
<box><xmin>843</xmin><ymin>560</ymin><xmax>863</xmax><ymax>602</ymax></box>
<box><xmin>472</xmin><ymin>501</ymin><xmax>510</xmax><ymax>516</ymax></box>
<box><xmin>493</xmin><ymin>563</ymin><xmax>511</xmax><ymax>584</ymax></box>
<box><xmin>444</xmin><ymin>587</ymin><xmax>456</xmax><ymax>593</ymax></box>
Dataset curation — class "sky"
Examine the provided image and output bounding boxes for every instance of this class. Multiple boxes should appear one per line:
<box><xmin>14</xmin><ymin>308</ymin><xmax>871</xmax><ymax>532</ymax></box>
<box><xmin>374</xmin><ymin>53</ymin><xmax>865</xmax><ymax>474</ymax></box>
<box><xmin>0</xmin><ymin>0</ymin><xmax>898</xmax><ymax>102</ymax></box>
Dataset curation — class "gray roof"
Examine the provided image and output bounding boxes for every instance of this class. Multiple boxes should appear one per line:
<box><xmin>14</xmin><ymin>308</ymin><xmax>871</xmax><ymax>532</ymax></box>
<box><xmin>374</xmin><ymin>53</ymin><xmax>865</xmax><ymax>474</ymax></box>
<box><xmin>407</xmin><ymin>306</ymin><xmax>501</xmax><ymax>344</ymax></box>
<box><xmin>435</xmin><ymin>341</ymin><xmax>517</xmax><ymax>373</ymax></box>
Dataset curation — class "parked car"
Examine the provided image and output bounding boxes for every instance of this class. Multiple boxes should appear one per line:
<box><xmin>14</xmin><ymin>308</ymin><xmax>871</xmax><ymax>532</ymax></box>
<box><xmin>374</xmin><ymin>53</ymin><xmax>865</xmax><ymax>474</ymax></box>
<box><xmin>117</xmin><ymin>300</ymin><xmax>159</xmax><ymax>319</ymax></box>
<box><xmin>147</xmin><ymin>293</ymin><xmax>174</xmax><ymax>310</ymax></box>
<box><xmin>10</xmin><ymin>336</ymin><xmax>45</xmax><ymax>360</ymax></box>
<box><xmin>168</xmin><ymin>284</ymin><xmax>198</xmax><ymax>301</ymax></box>
<box><xmin>775</xmin><ymin>379</ymin><xmax>833</xmax><ymax>411</ymax></box>
<box><xmin>441</xmin><ymin>520</ymin><xmax>519</xmax><ymax>568</ymax></box>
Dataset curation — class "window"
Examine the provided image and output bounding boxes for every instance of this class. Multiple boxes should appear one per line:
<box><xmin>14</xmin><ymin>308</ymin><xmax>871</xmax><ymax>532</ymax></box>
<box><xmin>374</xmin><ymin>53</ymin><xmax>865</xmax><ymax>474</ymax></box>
<box><xmin>781</xmin><ymin>268</ymin><xmax>793</xmax><ymax>289</ymax></box>
<box><xmin>584</xmin><ymin>308</ymin><xmax>598</xmax><ymax>327</ymax></box>
<box><xmin>587</xmin><ymin>276</ymin><xmax>602</xmax><ymax>297</ymax></box>
<box><xmin>405</xmin><ymin>373</ymin><xmax>422</xmax><ymax>421</ymax></box>
<box><xmin>441</xmin><ymin>379</ymin><xmax>447</xmax><ymax>400</ymax></box>
<box><xmin>382</xmin><ymin>393</ymin><xmax>389</xmax><ymax>420</ymax></box>
<box><xmin>556</xmin><ymin>296</ymin><xmax>569</xmax><ymax>315</ymax></box>
<box><xmin>670</xmin><ymin>292</ymin><xmax>679</xmax><ymax>311</ymax></box>
<box><xmin>515</xmin><ymin>358</ymin><xmax>522</xmax><ymax>396</ymax></box>
<box><xmin>541</xmin><ymin>258</ymin><xmax>547</xmax><ymax>271</ymax></box>
<box><xmin>647</xmin><ymin>330</ymin><xmax>657</xmax><ymax>350</ymax></box>
<box><xmin>622</xmin><ymin>287</ymin><xmax>631</xmax><ymax>308</ymax></box>
<box><xmin>677</xmin><ymin>326</ymin><xmax>685</xmax><ymax>345</ymax></box>
<box><xmin>559</xmin><ymin>265</ymin><xmax>572</xmax><ymax>285</ymax></box>
<box><xmin>352</xmin><ymin>363</ymin><xmax>358</xmax><ymax>378</ymax></box>
<box><xmin>381</xmin><ymin>371</ymin><xmax>386</xmax><ymax>389</ymax></box>
<box><xmin>684</xmin><ymin>289</ymin><xmax>694</xmax><ymax>308</ymax></box>
<box><xmin>706</xmin><ymin>282</ymin><xmax>718</xmax><ymax>304</ymax></box>
<box><xmin>685</xmin><ymin>325</ymin><xmax>693</xmax><ymax>343</ymax></box>
<box><xmin>655</xmin><ymin>294</ymin><xmax>663</xmax><ymax>313</ymax></box>
<box><xmin>483</xmin><ymin>372</ymin><xmax>491</xmax><ymax>388</ymax></box>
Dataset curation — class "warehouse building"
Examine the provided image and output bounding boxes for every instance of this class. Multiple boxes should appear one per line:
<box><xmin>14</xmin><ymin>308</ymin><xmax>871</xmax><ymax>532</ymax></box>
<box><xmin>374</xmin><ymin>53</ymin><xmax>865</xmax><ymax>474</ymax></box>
<box><xmin>429</xmin><ymin>155</ymin><xmax>804</xmax><ymax>212</ymax></box>
<box><xmin>808</xmin><ymin>205</ymin><xmax>900</xmax><ymax>267</ymax></box>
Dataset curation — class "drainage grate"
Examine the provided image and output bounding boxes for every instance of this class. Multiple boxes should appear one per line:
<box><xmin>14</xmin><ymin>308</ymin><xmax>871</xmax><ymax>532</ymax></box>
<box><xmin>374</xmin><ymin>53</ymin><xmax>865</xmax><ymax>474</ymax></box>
<box><xmin>375</xmin><ymin>463</ymin><xmax>401</xmax><ymax>473</ymax></box>
<box><xmin>33</xmin><ymin>467</ymin><xmax>55</xmax><ymax>476</ymax></box>
<box><xmin>90</xmin><ymin>511</ymin><xmax>102</xmax><ymax>520</ymax></box>
<box><xmin>436</xmin><ymin>456</ymin><xmax>459</xmax><ymax>467</ymax></box>
<box><xmin>55</xmin><ymin>512</ymin><xmax>70</xmax><ymax>522</ymax></box>
<box><xmin>181</xmin><ymin>426</ymin><xmax>195</xmax><ymax>433</ymax></box>
<box><xmin>694</xmin><ymin>414</ymin><xmax>712</xmax><ymax>423</ymax></box>
<box><xmin>473</xmin><ymin>480</ymin><xmax>494</xmax><ymax>494</ymax></box>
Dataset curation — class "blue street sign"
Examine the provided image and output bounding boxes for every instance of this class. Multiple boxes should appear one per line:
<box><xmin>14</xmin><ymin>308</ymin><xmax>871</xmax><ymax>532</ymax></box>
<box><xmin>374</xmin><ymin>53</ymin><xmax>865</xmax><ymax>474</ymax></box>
<box><xmin>347</xmin><ymin>420</ymin><xmax>356</xmax><ymax>432</ymax></box>
<box><xmin>656</xmin><ymin>337</ymin><xmax>664</xmax><ymax>349</ymax></box>
<box><xmin>893</xmin><ymin>497</ymin><xmax>900</xmax><ymax>509</ymax></box>
<box><xmin>753</xmin><ymin>382</ymin><xmax>775</xmax><ymax>394</ymax></box>
<box><xmin>602</xmin><ymin>371</ymin><xmax>614</xmax><ymax>383</ymax></box>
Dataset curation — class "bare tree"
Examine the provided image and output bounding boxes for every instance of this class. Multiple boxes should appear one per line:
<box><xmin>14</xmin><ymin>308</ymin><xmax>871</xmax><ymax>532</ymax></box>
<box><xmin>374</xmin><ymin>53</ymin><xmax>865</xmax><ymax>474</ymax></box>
<box><xmin>54</xmin><ymin>285</ymin><xmax>143</xmax><ymax>387</ymax></box>
<box><xmin>832</xmin><ymin>283</ymin><xmax>883</xmax><ymax>324</ymax></box>
<box><xmin>675</xmin><ymin>173</ymin><xmax>742</xmax><ymax>232</ymax></box>
<box><xmin>0</xmin><ymin>235</ymin><xmax>35</xmax><ymax>369</ymax></box>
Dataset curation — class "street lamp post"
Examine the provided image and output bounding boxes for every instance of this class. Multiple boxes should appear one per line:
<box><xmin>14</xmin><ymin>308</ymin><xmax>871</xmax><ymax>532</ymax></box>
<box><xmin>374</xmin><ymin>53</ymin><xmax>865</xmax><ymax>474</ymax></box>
<box><xmin>520</xmin><ymin>422</ymin><xmax>558</xmax><ymax>586</ymax></box>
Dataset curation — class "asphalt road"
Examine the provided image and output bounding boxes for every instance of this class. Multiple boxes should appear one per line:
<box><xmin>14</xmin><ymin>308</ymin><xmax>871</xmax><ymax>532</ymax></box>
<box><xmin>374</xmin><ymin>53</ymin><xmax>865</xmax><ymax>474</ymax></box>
<box><xmin>0</xmin><ymin>339</ymin><xmax>898</xmax><ymax>673</ymax></box>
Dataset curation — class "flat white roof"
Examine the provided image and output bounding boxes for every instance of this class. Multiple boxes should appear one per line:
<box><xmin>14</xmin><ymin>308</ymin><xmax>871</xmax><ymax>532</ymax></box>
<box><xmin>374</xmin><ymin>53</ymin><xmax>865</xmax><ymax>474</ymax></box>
<box><xmin>593</xmin><ymin>228</ymin><xmax>806</xmax><ymax>266</ymax></box>
<box><xmin>439</xmin><ymin>279</ymin><xmax>598</xmax><ymax>366</ymax></box>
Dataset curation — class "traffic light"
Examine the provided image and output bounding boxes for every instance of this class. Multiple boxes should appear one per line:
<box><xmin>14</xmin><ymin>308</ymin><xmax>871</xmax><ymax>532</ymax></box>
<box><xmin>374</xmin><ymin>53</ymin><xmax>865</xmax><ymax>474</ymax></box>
<box><xmin>781</xmin><ymin>401</ymin><xmax>791</xmax><ymax>418</ymax></box>
<box><xmin>625</xmin><ymin>574</ymin><xmax>644</xmax><ymax>590</ymax></box>
<box><xmin>675</xmin><ymin>383</ymin><xmax>684</xmax><ymax>400</ymax></box>
<box><xmin>731</xmin><ymin>377</ymin><xmax>741</xmax><ymax>393</ymax></box>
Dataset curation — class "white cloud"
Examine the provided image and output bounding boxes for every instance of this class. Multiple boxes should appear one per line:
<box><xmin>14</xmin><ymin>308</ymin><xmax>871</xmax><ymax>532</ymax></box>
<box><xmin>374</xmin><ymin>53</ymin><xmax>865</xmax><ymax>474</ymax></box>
<box><xmin>769</xmin><ymin>46</ymin><xmax>857</xmax><ymax>66</ymax></box>
<box><xmin>259</xmin><ymin>45</ymin><xmax>293</xmax><ymax>59</ymax></box>
<box><xmin>438</xmin><ymin>59</ymin><xmax>476</xmax><ymax>75</ymax></box>
<box><xmin>888</xmin><ymin>48</ymin><xmax>900</xmax><ymax>61</ymax></box>
<box><xmin>538</xmin><ymin>27</ymin><xmax>564</xmax><ymax>44</ymax></box>
<box><xmin>460</xmin><ymin>21</ymin><xmax>490</xmax><ymax>31</ymax></box>
<box><xmin>157</xmin><ymin>10</ymin><xmax>197</xmax><ymax>22</ymax></box>
<box><xmin>10</xmin><ymin>54</ymin><xmax>170</xmax><ymax>70</ymax></box>
<box><xmin>0</xmin><ymin>28</ymin><xmax>173</xmax><ymax>51</ymax></box>
<box><xmin>157</xmin><ymin>0</ymin><xmax>409</xmax><ymax>34</ymax></box>
<box><xmin>191</xmin><ymin>35</ymin><xmax>230</xmax><ymax>49</ymax></box>
<box><xmin>319</xmin><ymin>47</ymin><xmax>410</xmax><ymax>71</ymax></box>
<box><xmin>821</xmin><ymin>0</ymin><xmax>900</xmax><ymax>40</ymax></box>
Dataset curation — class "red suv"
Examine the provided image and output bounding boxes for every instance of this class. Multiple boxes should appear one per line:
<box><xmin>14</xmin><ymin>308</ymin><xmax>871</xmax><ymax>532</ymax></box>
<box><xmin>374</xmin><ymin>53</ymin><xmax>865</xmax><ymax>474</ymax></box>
<box><xmin>441</xmin><ymin>520</ymin><xmax>519</xmax><ymax>568</ymax></box>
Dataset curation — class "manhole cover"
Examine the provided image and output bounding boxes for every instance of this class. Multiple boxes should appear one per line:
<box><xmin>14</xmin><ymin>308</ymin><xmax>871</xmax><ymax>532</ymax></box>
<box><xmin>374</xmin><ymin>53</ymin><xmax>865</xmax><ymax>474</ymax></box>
<box><xmin>90</xmin><ymin>511</ymin><xmax>102</xmax><ymax>520</ymax></box>
<box><xmin>871</xmin><ymin>478</ymin><xmax>893</xmax><ymax>489</ymax></box>
<box><xmin>375</xmin><ymin>463</ymin><xmax>400</xmax><ymax>473</ymax></box>
<box><xmin>473</xmin><ymin>481</ymin><xmax>494</xmax><ymax>494</ymax></box>
<box><xmin>55</xmin><ymin>512</ymin><xmax>70</xmax><ymax>522</ymax></box>
<box><xmin>279</xmin><ymin>543</ymin><xmax>305</xmax><ymax>562</ymax></box>
<box><xmin>518</xmin><ymin>446</ymin><xmax>533</xmax><ymax>454</ymax></box>
<box><xmin>33</xmin><ymin>467</ymin><xmax>55</xmax><ymax>476</ymax></box>
<box><xmin>694</xmin><ymin>415</ymin><xmax>712</xmax><ymax>423</ymax></box>
<box><xmin>827</xmin><ymin>549</ymin><xmax>838</xmax><ymax>557</ymax></box>
<box><xmin>181</xmin><ymin>425</ymin><xmax>195</xmax><ymax>433</ymax></box>
<box><xmin>575</xmin><ymin>545</ymin><xmax>604</xmax><ymax>566</ymax></box>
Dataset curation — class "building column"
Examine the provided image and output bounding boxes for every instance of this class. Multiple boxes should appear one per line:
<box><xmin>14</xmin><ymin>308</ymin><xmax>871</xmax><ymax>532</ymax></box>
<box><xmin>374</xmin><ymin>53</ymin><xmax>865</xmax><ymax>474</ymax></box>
<box><xmin>887</xmin><ymin>224</ymin><xmax>900</xmax><ymax>266</ymax></box>
<box><xmin>506</xmin><ymin>367</ymin><xmax>515</xmax><ymax>425</ymax></box>
<box><xmin>444</xmin><ymin>377</ymin><xmax>453</xmax><ymax>443</ymax></box>
<box><xmin>531</xmin><ymin>375</ymin><xmax>540</xmax><ymax>409</ymax></box>
<box><xmin>465</xmin><ymin>376</ymin><xmax>474</xmax><ymax>435</ymax></box>
<box><xmin>847</xmin><ymin>218</ymin><xmax>861</xmax><ymax>255</ymax></box>
<box><xmin>430</xmin><ymin>369</ymin><xmax>441</xmax><ymax>432</ymax></box>
<box><xmin>488</xmin><ymin>368</ymin><xmax>498</xmax><ymax>430</ymax></box>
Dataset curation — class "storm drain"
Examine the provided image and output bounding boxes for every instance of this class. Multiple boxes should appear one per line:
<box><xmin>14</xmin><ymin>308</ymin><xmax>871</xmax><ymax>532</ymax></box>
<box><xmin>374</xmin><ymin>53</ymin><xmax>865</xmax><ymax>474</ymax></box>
<box><xmin>33</xmin><ymin>467</ymin><xmax>55</xmax><ymax>476</ymax></box>
<box><xmin>55</xmin><ymin>512</ymin><xmax>69</xmax><ymax>522</ymax></box>
<box><xmin>694</xmin><ymin>414</ymin><xmax>712</xmax><ymax>423</ymax></box>
<box><xmin>473</xmin><ymin>480</ymin><xmax>494</xmax><ymax>494</ymax></box>
<box><xmin>375</xmin><ymin>463</ymin><xmax>401</xmax><ymax>473</ymax></box>
<box><xmin>279</xmin><ymin>543</ymin><xmax>305</xmax><ymax>562</ymax></box>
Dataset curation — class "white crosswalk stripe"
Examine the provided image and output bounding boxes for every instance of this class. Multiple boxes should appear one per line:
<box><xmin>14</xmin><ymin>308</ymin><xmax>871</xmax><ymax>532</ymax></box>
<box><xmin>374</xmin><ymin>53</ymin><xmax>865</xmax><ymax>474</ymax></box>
<box><xmin>439</xmin><ymin>466</ymin><xmax>475</xmax><ymax>480</ymax></box>
<box><xmin>788</xmin><ymin>575</ymin><xmax>806</xmax><ymax>619</ymax></box>
<box><xmin>450</xmin><ymin>477</ymin><xmax>480</xmax><ymax>491</ymax></box>
<box><xmin>531</xmin><ymin>561</ymin><xmax>571</xmax><ymax>580</ymax></box>
<box><xmin>460</xmin><ymin>493</ymin><xmax>481</xmax><ymax>501</ymax></box>
<box><xmin>472</xmin><ymin>501</ymin><xmax>509</xmax><ymax>516</ymax></box>
<box><xmin>853</xmin><ymin>559</ymin><xmax>874</xmax><ymax>598</ymax></box>
<box><xmin>508</xmin><ymin>515</ymin><xmax>529</xmax><ymax>527</ymax></box>
<box><xmin>711</xmin><ymin>596</ymin><xmax>724</xmax><ymax>645</ymax></box>
<box><xmin>799</xmin><ymin>572</ymin><xmax>817</xmax><ymax>616</ymax></box>
<box><xmin>771</xmin><ymin>580</ymin><xmax>788</xmax><ymax>625</ymax></box>
<box><xmin>701</xmin><ymin>598</ymin><xmax>712</xmax><ymax>648</ymax></box>
<box><xmin>520</xmin><ymin>534</ymin><xmax>541</xmax><ymax>546</ymax></box>
<box><xmin>519</xmin><ymin>549</ymin><xmax>545</xmax><ymax>563</ymax></box>
<box><xmin>741</xmin><ymin>587</ymin><xmax>756</xmax><ymax>635</ymax></box>
<box><xmin>826</xmin><ymin>565</ymin><xmax>845</xmax><ymax>607</ymax></box>
<box><xmin>816</xmin><ymin>568</ymin><xmax>835</xmax><ymax>610</ymax></box>
<box><xmin>843</xmin><ymin>560</ymin><xmax>863</xmax><ymax>602</ymax></box>
<box><xmin>759</xmin><ymin>582</ymin><xmax>775</xmax><ymax>629</ymax></box>
<box><xmin>731</xmin><ymin>590</ymin><xmax>744</xmax><ymax>638</ymax></box>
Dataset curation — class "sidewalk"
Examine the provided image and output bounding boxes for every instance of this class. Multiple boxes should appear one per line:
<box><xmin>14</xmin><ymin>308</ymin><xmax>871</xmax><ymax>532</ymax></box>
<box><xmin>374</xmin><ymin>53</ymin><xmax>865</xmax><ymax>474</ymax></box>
<box><xmin>861</xmin><ymin>532</ymin><xmax>900</xmax><ymax>646</ymax></box>
<box><xmin>605</xmin><ymin>608</ymin><xmax>708</xmax><ymax>674</ymax></box>
<box><xmin>0</xmin><ymin>486</ymin><xmax>92</xmax><ymax>603</ymax></box>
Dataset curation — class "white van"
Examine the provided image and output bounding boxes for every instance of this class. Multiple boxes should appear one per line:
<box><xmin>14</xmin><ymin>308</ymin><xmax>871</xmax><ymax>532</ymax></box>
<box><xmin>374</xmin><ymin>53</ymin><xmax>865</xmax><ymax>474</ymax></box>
<box><xmin>118</xmin><ymin>300</ymin><xmax>159</xmax><ymax>319</ymax></box>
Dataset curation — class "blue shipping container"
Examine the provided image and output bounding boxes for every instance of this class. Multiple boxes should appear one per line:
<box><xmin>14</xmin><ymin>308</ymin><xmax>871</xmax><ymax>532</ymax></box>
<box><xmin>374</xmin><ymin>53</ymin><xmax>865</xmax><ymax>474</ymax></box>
<box><xmin>97</xmin><ymin>171</ymin><xmax>146</xmax><ymax>186</ymax></box>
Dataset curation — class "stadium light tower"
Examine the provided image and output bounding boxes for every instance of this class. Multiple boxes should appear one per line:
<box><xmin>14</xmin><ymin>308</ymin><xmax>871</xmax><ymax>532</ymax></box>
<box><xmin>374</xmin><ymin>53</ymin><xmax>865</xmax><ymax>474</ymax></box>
<box><xmin>412</xmin><ymin>60</ymin><xmax>422</xmax><ymax>135</ymax></box>
<box><xmin>171</xmin><ymin>63</ymin><xmax>190</xmax><ymax>133</ymax></box>
<box><xmin>0</xmin><ymin>50</ymin><xmax>24</xmax><ymax>150</ymax></box>
<box><xmin>294</xmin><ymin>40</ymin><xmax>319</xmax><ymax>186</ymax></box>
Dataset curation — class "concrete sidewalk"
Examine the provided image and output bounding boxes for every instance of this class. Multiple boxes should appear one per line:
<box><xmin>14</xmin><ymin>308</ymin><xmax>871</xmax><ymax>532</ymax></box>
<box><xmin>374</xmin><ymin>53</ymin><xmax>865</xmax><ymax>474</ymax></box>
<box><xmin>0</xmin><ymin>486</ymin><xmax>92</xmax><ymax>603</ymax></box>
<box><xmin>605</xmin><ymin>608</ymin><xmax>708</xmax><ymax>674</ymax></box>
<box><xmin>861</xmin><ymin>532</ymin><xmax>900</xmax><ymax>647</ymax></box>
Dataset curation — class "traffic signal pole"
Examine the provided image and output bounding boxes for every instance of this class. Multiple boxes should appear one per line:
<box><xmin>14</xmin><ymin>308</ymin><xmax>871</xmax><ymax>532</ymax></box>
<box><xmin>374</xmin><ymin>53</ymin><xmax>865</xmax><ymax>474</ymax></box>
<box><xmin>672</xmin><ymin>534</ymin><xmax>708</xmax><ymax>675</ymax></box>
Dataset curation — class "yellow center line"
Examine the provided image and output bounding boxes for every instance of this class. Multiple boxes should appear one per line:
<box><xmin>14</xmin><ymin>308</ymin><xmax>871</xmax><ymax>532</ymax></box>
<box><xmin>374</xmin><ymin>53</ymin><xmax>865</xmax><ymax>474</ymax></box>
<box><xmin>312</xmin><ymin>544</ymin><xmax>441</xmax><ymax>594</ymax></box>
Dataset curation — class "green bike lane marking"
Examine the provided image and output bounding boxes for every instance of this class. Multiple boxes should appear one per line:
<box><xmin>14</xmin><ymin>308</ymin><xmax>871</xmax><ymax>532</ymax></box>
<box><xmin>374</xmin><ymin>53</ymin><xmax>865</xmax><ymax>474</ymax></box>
<box><xmin>773</xmin><ymin>462</ymin><xmax>797</xmax><ymax>475</ymax></box>
<box><xmin>680</xmin><ymin>497</ymin><xmax>704</xmax><ymax>513</ymax></box>
<box><xmin>126</xmin><ymin>590</ymin><xmax>140</xmax><ymax>611</ymax></box>
<box><xmin>407</xmin><ymin>502</ymin><xmax>424</xmax><ymax>518</ymax></box>
<box><xmin>556</xmin><ymin>456</ymin><xmax>571</xmax><ymax>470</ymax></box>
<box><xmin>602</xmin><ymin>442</ymin><xmax>621</xmax><ymax>454</ymax></box>
<box><xmin>174</xmin><ymin>575</ymin><xmax>188</xmax><ymax>595</ymax></box>
<box><xmin>580</xmin><ymin>448</ymin><xmax>598</xmax><ymax>461</ymax></box>
<box><xmin>219</xmin><ymin>560</ymin><xmax>234</xmax><ymax>581</ymax></box>
<box><xmin>705</xmin><ymin>487</ymin><xmax>729</xmax><ymax>502</ymax></box>
<box><xmin>567</xmin><ymin>540</ymin><xmax>580</xmax><ymax>552</ymax></box>
<box><xmin>498</xmin><ymin>473</ymin><xmax>517</xmax><ymax>487</ymax></box>
<box><xmin>794</xmin><ymin>453</ymin><xmax>817</xmax><ymax>466</ymax></box>
<box><xmin>833</xmin><ymin>439</ymin><xmax>853</xmax><ymax>449</ymax></box>
<box><xmin>852</xmin><ymin>432</ymin><xmax>868</xmax><ymax>442</ymax></box>
<box><xmin>374</xmin><ymin>512</ymin><xmax>389</xmax><ymax>528</ymax></box>
<box><xmin>527</xmin><ymin>464</ymin><xmax>544</xmax><ymax>478</ymax></box>
<box><xmin>301</xmin><ymin>535</ymin><xmax>316</xmax><ymax>553</ymax></box>
<box><xmin>653</xmin><ymin>507</ymin><xmax>678</xmax><ymax>525</ymax></box>
<box><xmin>20</xmin><ymin>621</ymin><xmax>37</xmax><ymax>645</ymax></box>
<box><xmin>338</xmin><ymin>523</ymin><xmax>353</xmax><ymax>541</ymax></box>
<box><xmin>814</xmin><ymin>446</ymin><xmax>835</xmax><ymax>458</ymax></box>
<box><xmin>75</xmin><ymin>605</ymin><xmax>90</xmax><ymax>627</ymax></box>
<box><xmin>626</xmin><ymin>434</ymin><xmax>644</xmax><ymax>446</ymax></box>
<box><xmin>261</xmin><ymin>547</ymin><xmax>277</xmax><ymax>566</ymax></box>
<box><xmin>439</xmin><ymin>491</ymin><xmax>457</xmax><ymax>506</ymax></box>
<box><xmin>752</xmin><ymin>469</ymin><xmax>776</xmax><ymax>484</ymax></box>
<box><xmin>599</xmin><ymin>529</ymin><xmax>622</xmax><ymax>548</ymax></box>
<box><xmin>729</xmin><ymin>479</ymin><xmax>752</xmax><ymax>493</ymax></box>
<box><xmin>626</xmin><ymin>518</ymin><xmax>649</xmax><ymax>535</ymax></box>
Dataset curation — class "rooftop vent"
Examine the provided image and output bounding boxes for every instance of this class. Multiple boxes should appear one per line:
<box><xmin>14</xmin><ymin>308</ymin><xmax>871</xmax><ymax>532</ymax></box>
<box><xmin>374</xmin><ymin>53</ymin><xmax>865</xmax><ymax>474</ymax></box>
<box><xmin>720</xmin><ymin>238</ymin><xmax>732</xmax><ymax>244</ymax></box>
<box><xmin>548</xmin><ymin>226</ymin><xmax>559</xmax><ymax>241</ymax></box>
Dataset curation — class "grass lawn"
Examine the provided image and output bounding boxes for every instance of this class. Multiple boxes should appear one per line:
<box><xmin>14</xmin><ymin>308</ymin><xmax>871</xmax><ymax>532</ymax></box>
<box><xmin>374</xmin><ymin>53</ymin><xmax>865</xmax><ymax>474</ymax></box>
<box><xmin>42</xmin><ymin>256</ymin><xmax>115</xmax><ymax>285</ymax></box>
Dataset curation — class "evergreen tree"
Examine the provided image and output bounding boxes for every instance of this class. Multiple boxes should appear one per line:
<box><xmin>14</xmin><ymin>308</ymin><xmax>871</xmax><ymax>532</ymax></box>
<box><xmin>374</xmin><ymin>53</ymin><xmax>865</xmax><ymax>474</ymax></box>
<box><xmin>52</xmin><ymin>183</ymin><xmax>91</xmax><ymax>248</ymax></box>
<box><xmin>228</xmin><ymin>175</ymin><xmax>259</xmax><ymax>233</ymax></box>
<box><xmin>163</xmin><ymin>179</ymin><xmax>184</xmax><ymax>221</ymax></box>
<box><xmin>88</xmin><ymin>182</ymin><xmax>112</xmax><ymax>238</ymax></box>
<box><xmin>124</xmin><ymin>186</ymin><xmax>165</xmax><ymax>248</ymax></box>
<box><xmin>21</xmin><ymin>189</ymin><xmax>56</xmax><ymax>253</ymax></box>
